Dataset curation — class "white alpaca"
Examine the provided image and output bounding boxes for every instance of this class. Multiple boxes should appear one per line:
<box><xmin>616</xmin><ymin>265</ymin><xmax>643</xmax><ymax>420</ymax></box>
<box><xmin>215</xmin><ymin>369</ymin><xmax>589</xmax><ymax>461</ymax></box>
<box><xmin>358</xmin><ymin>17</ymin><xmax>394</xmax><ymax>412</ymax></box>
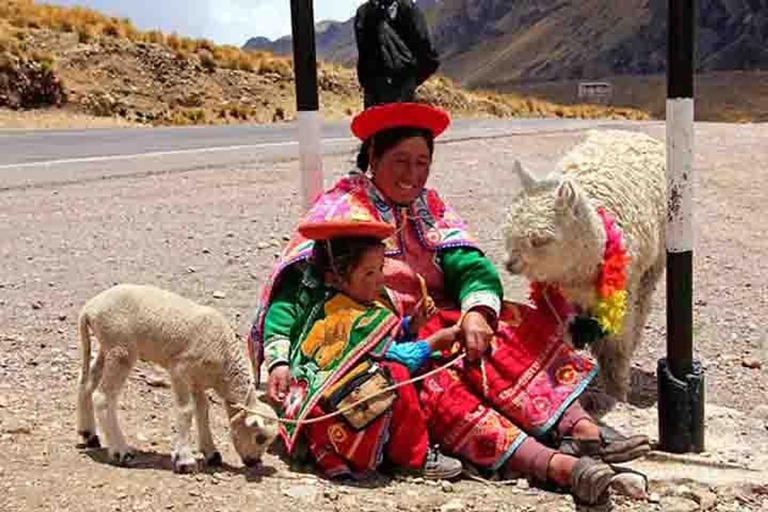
<box><xmin>76</xmin><ymin>284</ymin><xmax>278</xmax><ymax>473</ymax></box>
<box><xmin>503</xmin><ymin>130</ymin><xmax>666</xmax><ymax>401</ymax></box>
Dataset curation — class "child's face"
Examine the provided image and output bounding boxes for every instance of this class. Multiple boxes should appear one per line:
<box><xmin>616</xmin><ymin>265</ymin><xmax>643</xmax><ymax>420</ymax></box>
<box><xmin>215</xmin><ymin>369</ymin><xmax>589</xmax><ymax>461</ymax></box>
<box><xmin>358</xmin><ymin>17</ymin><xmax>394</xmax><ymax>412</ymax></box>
<box><xmin>339</xmin><ymin>245</ymin><xmax>386</xmax><ymax>303</ymax></box>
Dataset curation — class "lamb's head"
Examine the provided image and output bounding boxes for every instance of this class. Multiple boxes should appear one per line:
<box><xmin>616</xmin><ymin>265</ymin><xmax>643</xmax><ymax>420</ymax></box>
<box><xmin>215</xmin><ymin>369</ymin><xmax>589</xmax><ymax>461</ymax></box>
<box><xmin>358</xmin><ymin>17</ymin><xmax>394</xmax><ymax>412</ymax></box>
<box><xmin>503</xmin><ymin>161</ymin><xmax>606</xmax><ymax>284</ymax></box>
<box><xmin>229</xmin><ymin>391</ymin><xmax>279</xmax><ymax>468</ymax></box>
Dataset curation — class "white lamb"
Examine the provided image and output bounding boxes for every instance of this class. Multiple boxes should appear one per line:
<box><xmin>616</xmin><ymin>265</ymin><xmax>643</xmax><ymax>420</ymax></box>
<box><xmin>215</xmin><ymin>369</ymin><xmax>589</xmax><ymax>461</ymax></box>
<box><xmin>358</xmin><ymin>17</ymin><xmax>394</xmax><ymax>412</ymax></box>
<box><xmin>503</xmin><ymin>129</ymin><xmax>666</xmax><ymax>402</ymax></box>
<box><xmin>76</xmin><ymin>284</ymin><xmax>278</xmax><ymax>473</ymax></box>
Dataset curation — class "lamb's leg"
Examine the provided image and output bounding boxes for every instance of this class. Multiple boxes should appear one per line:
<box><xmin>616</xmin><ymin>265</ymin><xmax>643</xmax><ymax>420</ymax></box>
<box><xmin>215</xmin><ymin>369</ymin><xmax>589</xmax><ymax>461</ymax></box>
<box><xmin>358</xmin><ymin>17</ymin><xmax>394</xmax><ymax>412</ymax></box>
<box><xmin>169</xmin><ymin>368</ymin><xmax>198</xmax><ymax>474</ymax></box>
<box><xmin>77</xmin><ymin>349</ymin><xmax>105</xmax><ymax>448</ymax></box>
<box><xmin>193</xmin><ymin>389</ymin><xmax>221</xmax><ymax>467</ymax></box>
<box><xmin>93</xmin><ymin>347</ymin><xmax>137</xmax><ymax>465</ymax></box>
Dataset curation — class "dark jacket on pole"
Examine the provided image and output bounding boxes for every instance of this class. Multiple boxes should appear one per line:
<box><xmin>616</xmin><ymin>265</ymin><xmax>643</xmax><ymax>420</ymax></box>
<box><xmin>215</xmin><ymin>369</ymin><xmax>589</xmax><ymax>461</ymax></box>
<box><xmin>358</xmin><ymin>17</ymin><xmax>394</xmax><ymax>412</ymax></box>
<box><xmin>354</xmin><ymin>0</ymin><xmax>440</xmax><ymax>108</ymax></box>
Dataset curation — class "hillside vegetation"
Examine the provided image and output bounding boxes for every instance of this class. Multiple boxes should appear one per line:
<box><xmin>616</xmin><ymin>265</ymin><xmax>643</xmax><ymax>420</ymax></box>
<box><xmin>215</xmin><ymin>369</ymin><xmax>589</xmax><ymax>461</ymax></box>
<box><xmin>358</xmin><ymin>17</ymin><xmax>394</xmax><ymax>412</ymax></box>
<box><xmin>0</xmin><ymin>0</ymin><xmax>648</xmax><ymax>127</ymax></box>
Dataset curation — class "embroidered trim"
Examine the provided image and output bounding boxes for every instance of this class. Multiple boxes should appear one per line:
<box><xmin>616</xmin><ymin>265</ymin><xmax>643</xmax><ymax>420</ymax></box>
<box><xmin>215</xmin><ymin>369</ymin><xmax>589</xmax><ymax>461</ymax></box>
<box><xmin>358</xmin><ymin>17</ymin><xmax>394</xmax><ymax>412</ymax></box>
<box><xmin>264</xmin><ymin>336</ymin><xmax>291</xmax><ymax>370</ymax></box>
<box><xmin>461</xmin><ymin>290</ymin><xmax>501</xmax><ymax>317</ymax></box>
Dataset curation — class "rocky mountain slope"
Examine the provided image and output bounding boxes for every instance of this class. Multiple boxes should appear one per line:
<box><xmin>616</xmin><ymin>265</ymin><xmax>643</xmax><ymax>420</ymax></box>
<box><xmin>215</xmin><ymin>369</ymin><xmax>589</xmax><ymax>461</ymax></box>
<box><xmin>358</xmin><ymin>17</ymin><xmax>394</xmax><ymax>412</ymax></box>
<box><xmin>247</xmin><ymin>0</ymin><xmax>768</xmax><ymax>89</ymax></box>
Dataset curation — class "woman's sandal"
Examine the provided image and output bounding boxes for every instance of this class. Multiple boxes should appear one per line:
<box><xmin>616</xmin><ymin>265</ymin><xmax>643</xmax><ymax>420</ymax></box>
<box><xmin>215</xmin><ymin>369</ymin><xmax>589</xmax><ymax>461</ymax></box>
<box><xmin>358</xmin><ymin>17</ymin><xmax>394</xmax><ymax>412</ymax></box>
<box><xmin>570</xmin><ymin>457</ymin><xmax>616</xmax><ymax>505</ymax></box>
<box><xmin>535</xmin><ymin>457</ymin><xmax>649</xmax><ymax>506</ymax></box>
<box><xmin>558</xmin><ymin>424</ymin><xmax>651</xmax><ymax>463</ymax></box>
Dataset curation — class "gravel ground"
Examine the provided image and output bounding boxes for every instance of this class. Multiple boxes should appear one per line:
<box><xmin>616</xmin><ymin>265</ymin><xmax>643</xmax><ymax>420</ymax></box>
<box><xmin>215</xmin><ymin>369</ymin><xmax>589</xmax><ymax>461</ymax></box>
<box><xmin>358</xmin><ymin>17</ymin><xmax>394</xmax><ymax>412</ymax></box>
<box><xmin>1</xmin><ymin>122</ymin><xmax>767</xmax><ymax>511</ymax></box>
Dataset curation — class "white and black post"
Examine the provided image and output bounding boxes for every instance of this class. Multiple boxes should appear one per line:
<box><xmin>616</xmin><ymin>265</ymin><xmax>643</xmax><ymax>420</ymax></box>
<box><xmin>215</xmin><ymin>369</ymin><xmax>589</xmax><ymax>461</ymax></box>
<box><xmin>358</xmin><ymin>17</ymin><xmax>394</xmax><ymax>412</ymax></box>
<box><xmin>658</xmin><ymin>0</ymin><xmax>704</xmax><ymax>454</ymax></box>
<box><xmin>290</xmin><ymin>0</ymin><xmax>323</xmax><ymax>210</ymax></box>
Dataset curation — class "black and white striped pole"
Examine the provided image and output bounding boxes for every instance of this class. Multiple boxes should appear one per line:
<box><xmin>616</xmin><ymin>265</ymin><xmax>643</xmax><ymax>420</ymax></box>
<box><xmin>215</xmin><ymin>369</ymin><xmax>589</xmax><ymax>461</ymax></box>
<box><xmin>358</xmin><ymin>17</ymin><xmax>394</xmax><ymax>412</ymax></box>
<box><xmin>657</xmin><ymin>0</ymin><xmax>705</xmax><ymax>454</ymax></box>
<box><xmin>290</xmin><ymin>0</ymin><xmax>323</xmax><ymax>209</ymax></box>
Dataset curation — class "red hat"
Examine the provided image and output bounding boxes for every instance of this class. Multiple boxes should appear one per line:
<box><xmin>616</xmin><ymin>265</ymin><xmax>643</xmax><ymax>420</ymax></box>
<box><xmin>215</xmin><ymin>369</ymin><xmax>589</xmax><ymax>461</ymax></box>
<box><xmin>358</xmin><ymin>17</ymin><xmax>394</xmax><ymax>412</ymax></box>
<box><xmin>351</xmin><ymin>103</ymin><xmax>451</xmax><ymax>141</ymax></box>
<box><xmin>298</xmin><ymin>219</ymin><xmax>394</xmax><ymax>241</ymax></box>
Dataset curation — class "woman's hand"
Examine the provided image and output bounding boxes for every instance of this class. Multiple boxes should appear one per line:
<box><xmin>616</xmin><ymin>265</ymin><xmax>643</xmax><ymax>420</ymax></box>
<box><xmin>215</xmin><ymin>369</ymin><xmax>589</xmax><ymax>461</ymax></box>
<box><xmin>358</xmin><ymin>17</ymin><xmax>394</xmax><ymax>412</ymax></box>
<box><xmin>461</xmin><ymin>310</ymin><xmax>494</xmax><ymax>361</ymax></box>
<box><xmin>267</xmin><ymin>364</ymin><xmax>290</xmax><ymax>408</ymax></box>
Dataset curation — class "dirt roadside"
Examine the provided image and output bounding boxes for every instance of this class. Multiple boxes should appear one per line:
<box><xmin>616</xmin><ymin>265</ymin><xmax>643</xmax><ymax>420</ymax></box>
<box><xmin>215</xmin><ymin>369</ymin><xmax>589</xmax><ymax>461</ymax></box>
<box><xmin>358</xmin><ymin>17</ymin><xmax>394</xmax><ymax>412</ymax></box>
<box><xmin>1</xmin><ymin>123</ymin><xmax>767</xmax><ymax>511</ymax></box>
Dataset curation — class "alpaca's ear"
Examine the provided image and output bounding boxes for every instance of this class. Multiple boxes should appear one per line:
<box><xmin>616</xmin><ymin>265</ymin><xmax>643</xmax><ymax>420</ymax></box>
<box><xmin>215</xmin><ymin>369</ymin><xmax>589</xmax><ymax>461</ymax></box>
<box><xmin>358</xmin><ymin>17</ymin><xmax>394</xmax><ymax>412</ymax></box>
<box><xmin>512</xmin><ymin>160</ymin><xmax>537</xmax><ymax>190</ymax></box>
<box><xmin>555</xmin><ymin>180</ymin><xmax>580</xmax><ymax>212</ymax></box>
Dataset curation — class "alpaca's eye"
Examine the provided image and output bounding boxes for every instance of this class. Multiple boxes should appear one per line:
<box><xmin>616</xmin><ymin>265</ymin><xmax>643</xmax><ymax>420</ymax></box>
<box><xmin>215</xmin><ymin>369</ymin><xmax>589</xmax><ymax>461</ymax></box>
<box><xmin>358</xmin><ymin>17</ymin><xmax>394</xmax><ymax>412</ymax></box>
<box><xmin>531</xmin><ymin>237</ymin><xmax>552</xmax><ymax>249</ymax></box>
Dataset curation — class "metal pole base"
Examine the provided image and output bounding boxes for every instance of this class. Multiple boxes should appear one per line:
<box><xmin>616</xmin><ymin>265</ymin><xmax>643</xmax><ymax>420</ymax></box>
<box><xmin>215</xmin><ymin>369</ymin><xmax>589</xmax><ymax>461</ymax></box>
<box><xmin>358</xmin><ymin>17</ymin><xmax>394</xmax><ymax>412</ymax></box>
<box><xmin>657</xmin><ymin>358</ymin><xmax>705</xmax><ymax>453</ymax></box>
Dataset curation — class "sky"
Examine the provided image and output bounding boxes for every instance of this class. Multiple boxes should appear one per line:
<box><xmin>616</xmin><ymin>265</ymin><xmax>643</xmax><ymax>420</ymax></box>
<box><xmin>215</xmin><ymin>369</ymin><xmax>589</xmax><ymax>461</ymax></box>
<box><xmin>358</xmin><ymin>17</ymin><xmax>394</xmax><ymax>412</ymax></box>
<box><xmin>45</xmin><ymin>0</ymin><xmax>363</xmax><ymax>45</ymax></box>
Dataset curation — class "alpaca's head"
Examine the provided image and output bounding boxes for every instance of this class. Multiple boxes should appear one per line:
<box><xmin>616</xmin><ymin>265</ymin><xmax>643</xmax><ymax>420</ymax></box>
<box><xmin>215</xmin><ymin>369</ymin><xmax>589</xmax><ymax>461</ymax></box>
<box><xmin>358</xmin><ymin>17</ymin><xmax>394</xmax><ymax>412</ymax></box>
<box><xmin>503</xmin><ymin>161</ymin><xmax>605</xmax><ymax>284</ymax></box>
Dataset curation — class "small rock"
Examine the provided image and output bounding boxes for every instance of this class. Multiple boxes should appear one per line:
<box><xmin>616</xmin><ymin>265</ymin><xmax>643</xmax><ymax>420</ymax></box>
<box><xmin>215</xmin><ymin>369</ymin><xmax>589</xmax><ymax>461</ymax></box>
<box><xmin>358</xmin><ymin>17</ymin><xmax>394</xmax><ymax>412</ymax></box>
<box><xmin>4</xmin><ymin>423</ymin><xmax>31</xmax><ymax>435</ymax></box>
<box><xmin>283</xmin><ymin>485</ymin><xmax>318</xmax><ymax>502</ymax></box>
<box><xmin>610</xmin><ymin>472</ymin><xmax>647</xmax><ymax>499</ymax></box>
<box><xmin>742</xmin><ymin>358</ymin><xmax>762</xmax><ymax>370</ymax></box>
<box><xmin>322</xmin><ymin>488</ymin><xmax>338</xmax><ymax>501</ymax></box>
<box><xmin>754</xmin><ymin>405</ymin><xmax>768</xmax><ymax>421</ymax></box>
<box><xmin>411</xmin><ymin>477</ymin><xmax>425</xmax><ymax>484</ymax></box>
<box><xmin>57</xmin><ymin>314</ymin><xmax>67</xmax><ymax>321</ymax></box>
<box><xmin>648</xmin><ymin>493</ymin><xmax>661</xmax><ymax>504</ymax></box>
<box><xmin>660</xmin><ymin>496</ymin><xmax>699</xmax><ymax>512</ymax></box>
<box><xmin>187</xmin><ymin>267</ymin><xmax>197</xmax><ymax>274</ymax></box>
<box><xmin>441</xmin><ymin>481</ymin><xmax>455</xmax><ymax>493</ymax></box>
<box><xmin>282</xmin><ymin>235</ymin><xmax>291</xmax><ymax>241</ymax></box>
<box><xmin>440</xmin><ymin>499</ymin><xmax>464</xmax><ymax>512</ymax></box>
<box><xmin>212</xmin><ymin>291</ymin><xmax>227</xmax><ymax>299</ymax></box>
<box><xmin>226</xmin><ymin>232</ymin><xmax>235</xmax><ymax>238</ymax></box>
<box><xmin>516</xmin><ymin>479</ymin><xmax>530</xmax><ymax>490</ymax></box>
<box><xmin>31</xmin><ymin>301</ymin><xmax>44</xmax><ymax>310</ymax></box>
<box><xmin>684</xmin><ymin>490</ymin><xmax>718</xmax><ymax>511</ymax></box>
<box><xmin>202</xmin><ymin>248</ymin><xmax>211</xmax><ymax>254</ymax></box>
<box><xmin>257</xmin><ymin>242</ymin><xmax>270</xmax><ymax>250</ymax></box>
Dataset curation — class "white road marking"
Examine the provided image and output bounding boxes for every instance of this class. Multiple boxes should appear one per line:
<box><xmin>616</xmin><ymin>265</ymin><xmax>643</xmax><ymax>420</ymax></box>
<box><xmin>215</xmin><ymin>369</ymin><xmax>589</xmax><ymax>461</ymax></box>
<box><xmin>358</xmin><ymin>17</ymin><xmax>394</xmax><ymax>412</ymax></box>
<box><xmin>0</xmin><ymin>137</ymin><xmax>356</xmax><ymax>170</ymax></box>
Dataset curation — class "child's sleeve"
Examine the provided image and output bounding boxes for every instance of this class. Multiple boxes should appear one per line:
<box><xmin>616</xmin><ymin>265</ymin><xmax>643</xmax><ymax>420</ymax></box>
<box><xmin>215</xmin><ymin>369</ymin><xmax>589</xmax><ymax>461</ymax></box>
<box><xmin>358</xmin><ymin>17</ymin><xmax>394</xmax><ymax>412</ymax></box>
<box><xmin>384</xmin><ymin>340</ymin><xmax>432</xmax><ymax>373</ymax></box>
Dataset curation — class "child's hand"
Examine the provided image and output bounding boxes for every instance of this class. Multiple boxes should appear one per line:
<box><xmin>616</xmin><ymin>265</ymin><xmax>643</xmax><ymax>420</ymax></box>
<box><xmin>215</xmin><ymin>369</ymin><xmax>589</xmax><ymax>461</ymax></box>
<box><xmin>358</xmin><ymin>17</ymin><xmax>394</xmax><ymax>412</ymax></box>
<box><xmin>410</xmin><ymin>296</ymin><xmax>436</xmax><ymax>333</ymax></box>
<box><xmin>426</xmin><ymin>325</ymin><xmax>462</xmax><ymax>352</ymax></box>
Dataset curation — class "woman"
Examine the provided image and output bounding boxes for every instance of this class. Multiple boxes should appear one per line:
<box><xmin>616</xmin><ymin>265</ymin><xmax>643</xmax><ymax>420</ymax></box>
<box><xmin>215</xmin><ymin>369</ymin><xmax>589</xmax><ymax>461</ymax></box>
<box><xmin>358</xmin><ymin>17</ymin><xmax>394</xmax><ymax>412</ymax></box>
<box><xmin>250</xmin><ymin>103</ymin><xmax>649</xmax><ymax>504</ymax></box>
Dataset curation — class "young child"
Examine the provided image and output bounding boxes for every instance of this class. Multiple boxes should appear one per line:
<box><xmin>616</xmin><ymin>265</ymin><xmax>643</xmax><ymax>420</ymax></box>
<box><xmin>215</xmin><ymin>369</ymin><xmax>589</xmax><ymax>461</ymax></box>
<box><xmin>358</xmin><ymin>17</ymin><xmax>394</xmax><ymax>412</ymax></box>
<box><xmin>277</xmin><ymin>220</ymin><xmax>463</xmax><ymax>480</ymax></box>
<box><xmin>305</xmin><ymin>234</ymin><xmax>460</xmax><ymax>374</ymax></box>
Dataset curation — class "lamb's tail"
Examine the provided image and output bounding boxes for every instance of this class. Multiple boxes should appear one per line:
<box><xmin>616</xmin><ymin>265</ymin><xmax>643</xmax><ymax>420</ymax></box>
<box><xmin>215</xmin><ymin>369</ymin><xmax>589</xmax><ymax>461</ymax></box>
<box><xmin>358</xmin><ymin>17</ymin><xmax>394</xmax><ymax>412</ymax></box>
<box><xmin>78</xmin><ymin>311</ymin><xmax>92</xmax><ymax>386</ymax></box>
<box><xmin>76</xmin><ymin>309</ymin><xmax>101</xmax><ymax>447</ymax></box>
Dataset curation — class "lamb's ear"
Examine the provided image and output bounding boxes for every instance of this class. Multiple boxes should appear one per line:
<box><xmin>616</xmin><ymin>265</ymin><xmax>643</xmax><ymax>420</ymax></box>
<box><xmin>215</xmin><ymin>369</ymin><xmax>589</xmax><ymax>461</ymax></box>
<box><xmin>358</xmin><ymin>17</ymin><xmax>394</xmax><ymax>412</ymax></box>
<box><xmin>555</xmin><ymin>180</ymin><xmax>580</xmax><ymax>212</ymax></box>
<box><xmin>245</xmin><ymin>413</ymin><xmax>266</xmax><ymax>429</ymax></box>
<box><xmin>512</xmin><ymin>160</ymin><xmax>537</xmax><ymax>190</ymax></box>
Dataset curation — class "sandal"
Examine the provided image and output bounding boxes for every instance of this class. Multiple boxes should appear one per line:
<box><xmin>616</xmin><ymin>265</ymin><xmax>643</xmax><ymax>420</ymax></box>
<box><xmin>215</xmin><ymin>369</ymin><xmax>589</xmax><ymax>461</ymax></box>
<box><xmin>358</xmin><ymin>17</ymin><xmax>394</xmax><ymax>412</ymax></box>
<box><xmin>559</xmin><ymin>424</ymin><xmax>651</xmax><ymax>464</ymax></box>
<box><xmin>570</xmin><ymin>456</ymin><xmax>615</xmax><ymax>505</ymax></box>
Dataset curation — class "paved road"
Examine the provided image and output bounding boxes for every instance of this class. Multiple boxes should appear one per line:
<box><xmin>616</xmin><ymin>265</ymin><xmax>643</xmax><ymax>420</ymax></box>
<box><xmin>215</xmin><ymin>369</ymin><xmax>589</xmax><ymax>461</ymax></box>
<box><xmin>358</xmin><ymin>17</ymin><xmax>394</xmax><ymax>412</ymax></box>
<box><xmin>0</xmin><ymin>118</ymin><xmax>659</xmax><ymax>190</ymax></box>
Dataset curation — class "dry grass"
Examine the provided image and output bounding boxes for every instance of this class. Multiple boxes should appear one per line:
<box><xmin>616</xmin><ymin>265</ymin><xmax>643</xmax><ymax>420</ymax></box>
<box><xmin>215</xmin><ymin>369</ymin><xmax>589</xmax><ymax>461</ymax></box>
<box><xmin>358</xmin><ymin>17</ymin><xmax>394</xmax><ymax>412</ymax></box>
<box><xmin>0</xmin><ymin>0</ymin><xmax>291</xmax><ymax>75</ymax></box>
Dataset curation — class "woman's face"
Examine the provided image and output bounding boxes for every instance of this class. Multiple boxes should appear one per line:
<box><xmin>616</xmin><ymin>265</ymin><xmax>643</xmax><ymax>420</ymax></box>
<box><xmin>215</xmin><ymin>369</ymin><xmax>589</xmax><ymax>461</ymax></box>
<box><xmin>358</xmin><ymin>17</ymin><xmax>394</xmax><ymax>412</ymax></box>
<box><xmin>371</xmin><ymin>136</ymin><xmax>432</xmax><ymax>205</ymax></box>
